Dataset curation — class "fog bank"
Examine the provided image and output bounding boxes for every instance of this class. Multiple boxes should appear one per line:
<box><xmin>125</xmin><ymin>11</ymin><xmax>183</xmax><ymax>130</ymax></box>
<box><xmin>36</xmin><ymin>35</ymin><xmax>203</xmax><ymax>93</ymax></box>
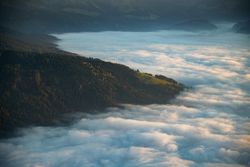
<box><xmin>0</xmin><ymin>25</ymin><xmax>250</xmax><ymax>166</ymax></box>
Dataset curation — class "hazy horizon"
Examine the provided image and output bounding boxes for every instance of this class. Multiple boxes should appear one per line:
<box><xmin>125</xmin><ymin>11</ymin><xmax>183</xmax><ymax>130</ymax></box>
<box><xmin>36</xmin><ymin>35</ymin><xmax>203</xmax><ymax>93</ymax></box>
<box><xmin>1</xmin><ymin>0</ymin><xmax>249</xmax><ymax>33</ymax></box>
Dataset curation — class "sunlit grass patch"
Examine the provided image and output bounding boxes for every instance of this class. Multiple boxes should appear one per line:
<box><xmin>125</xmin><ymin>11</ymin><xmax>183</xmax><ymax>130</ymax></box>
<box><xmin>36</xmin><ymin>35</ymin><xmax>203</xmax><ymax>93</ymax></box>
<box><xmin>136</xmin><ymin>72</ymin><xmax>170</xmax><ymax>85</ymax></box>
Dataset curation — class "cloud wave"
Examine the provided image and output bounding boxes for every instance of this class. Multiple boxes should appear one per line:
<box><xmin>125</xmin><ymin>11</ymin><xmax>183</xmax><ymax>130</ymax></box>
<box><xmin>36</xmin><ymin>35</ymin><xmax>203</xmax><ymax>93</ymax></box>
<box><xmin>1</xmin><ymin>26</ymin><xmax>250</xmax><ymax>167</ymax></box>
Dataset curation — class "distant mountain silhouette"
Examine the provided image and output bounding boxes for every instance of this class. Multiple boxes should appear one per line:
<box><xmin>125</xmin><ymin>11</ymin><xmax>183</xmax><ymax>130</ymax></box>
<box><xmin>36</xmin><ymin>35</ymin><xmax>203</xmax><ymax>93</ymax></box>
<box><xmin>168</xmin><ymin>19</ymin><xmax>217</xmax><ymax>31</ymax></box>
<box><xmin>169</xmin><ymin>19</ymin><xmax>217</xmax><ymax>31</ymax></box>
<box><xmin>232</xmin><ymin>20</ymin><xmax>250</xmax><ymax>34</ymax></box>
<box><xmin>0</xmin><ymin>0</ymin><xmax>249</xmax><ymax>33</ymax></box>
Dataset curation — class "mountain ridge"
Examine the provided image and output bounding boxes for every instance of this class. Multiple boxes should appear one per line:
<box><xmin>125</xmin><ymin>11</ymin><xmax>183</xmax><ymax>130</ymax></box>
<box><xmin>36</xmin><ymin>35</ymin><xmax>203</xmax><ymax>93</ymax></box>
<box><xmin>1</xmin><ymin>0</ymin><xmax>249</xmax><ymax>33</ymax></box>
<box><xmin>0</xmin><ymin>28</ymin><xmax>184</xmax><ymax>137</ymax></box>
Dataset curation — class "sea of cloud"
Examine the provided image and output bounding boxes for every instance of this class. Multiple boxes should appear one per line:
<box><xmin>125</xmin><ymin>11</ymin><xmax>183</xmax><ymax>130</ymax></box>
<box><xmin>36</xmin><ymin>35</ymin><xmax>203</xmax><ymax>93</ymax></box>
<box><xmin>0</xmin><ymin>25</ymin><xmax>249</xmax><ymax>167</ymax></box>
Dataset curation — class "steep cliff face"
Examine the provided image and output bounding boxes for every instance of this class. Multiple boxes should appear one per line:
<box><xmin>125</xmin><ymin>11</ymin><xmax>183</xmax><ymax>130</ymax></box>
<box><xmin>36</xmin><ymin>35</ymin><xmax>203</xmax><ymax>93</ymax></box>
<box><xmin>0</xmin><ymin>30</ymin><xmax>184</xmax><ymax>134</ymax></box>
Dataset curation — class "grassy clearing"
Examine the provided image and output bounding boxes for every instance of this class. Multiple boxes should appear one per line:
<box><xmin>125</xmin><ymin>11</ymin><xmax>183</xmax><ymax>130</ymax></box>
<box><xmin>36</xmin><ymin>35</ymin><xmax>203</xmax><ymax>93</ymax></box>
<box><xmin>136</xmin><ymin>72</ymin><xmax>170</xmax><ymax>85</ymax></box>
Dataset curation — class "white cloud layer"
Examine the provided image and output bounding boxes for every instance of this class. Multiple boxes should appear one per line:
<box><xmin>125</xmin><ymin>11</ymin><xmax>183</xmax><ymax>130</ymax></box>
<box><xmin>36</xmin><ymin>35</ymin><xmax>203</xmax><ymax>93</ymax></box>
<box><xmin>1</xmin><ymin>25</ymin><xmax>250</xmax><ymax>167</ymax></box>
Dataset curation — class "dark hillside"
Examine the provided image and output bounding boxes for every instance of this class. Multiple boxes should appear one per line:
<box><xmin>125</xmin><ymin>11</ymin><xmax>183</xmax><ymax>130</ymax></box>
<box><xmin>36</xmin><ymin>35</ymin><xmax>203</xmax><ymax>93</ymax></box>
<box><xmin>0</xmin><ymin>30</ymin><xmax>184</xmax><ymax>136</ymax></box>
